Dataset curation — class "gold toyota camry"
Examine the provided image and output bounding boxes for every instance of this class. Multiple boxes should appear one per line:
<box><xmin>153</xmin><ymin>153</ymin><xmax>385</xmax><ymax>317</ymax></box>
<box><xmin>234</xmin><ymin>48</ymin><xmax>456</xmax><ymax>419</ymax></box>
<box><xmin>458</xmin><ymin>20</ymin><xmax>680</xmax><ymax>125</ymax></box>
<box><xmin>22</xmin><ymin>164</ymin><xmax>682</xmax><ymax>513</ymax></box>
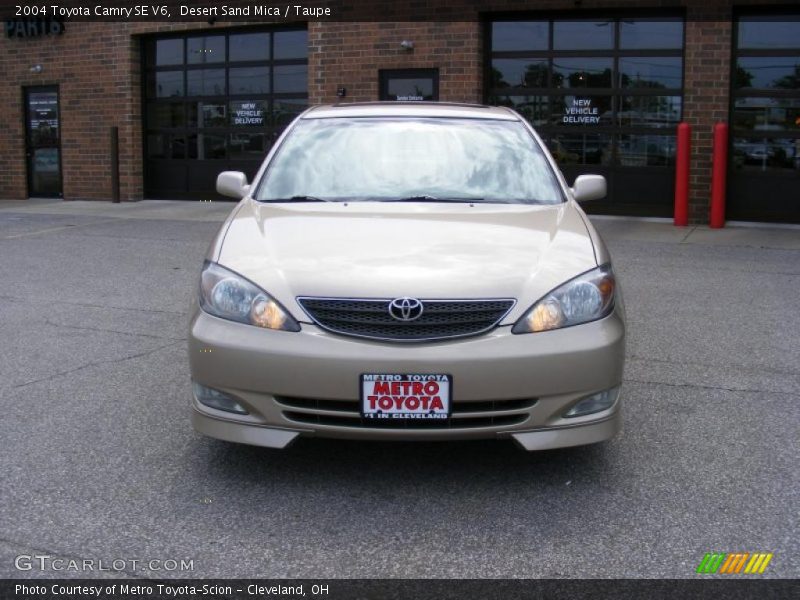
<box><xmin>189</xmin><ymin>102</ymin><xmax>625</xmax><ymax>451</ymax></box>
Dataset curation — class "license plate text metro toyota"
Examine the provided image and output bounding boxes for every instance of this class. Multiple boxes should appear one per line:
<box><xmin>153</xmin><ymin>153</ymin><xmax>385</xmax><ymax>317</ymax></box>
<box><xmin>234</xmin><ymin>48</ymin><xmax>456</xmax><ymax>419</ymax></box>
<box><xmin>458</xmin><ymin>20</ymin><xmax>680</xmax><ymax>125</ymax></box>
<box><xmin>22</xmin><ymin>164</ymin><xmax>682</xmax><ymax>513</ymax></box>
<box><xmin>361</xmin><ymin>374</ymin><xmax>452</xmax><ymax>419</ymax></box>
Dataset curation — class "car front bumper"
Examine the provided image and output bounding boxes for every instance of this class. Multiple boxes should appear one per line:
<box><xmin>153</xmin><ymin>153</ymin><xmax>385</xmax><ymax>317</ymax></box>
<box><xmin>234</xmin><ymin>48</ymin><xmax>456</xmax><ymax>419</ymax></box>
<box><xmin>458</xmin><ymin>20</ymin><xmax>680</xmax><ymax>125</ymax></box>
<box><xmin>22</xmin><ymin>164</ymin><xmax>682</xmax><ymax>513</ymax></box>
<box><xmin>187</xmin><ymin>305</ymin><xmax>625</xmax><ymax>450</ymax></box>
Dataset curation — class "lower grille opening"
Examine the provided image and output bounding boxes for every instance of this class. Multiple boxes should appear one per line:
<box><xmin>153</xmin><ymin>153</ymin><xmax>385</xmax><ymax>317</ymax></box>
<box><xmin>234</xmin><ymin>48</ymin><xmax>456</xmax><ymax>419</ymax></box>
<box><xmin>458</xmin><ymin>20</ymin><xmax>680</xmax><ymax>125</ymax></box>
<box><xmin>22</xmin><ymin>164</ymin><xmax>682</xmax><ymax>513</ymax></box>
<box><xmin>277</xmin><ymin>397</ymin><xmax>356</xmax><ymax>412</ymax></box>
<box><xmin>282</xmin><ymin>411</ymin><xmax>528</xmax><ymax>429</ymax></box>
<box><xmin>275</xmin><ymin>395</ymin><xmax>536</xmax><ymax>430</ymax></box>
<box><xmin>453</xmin><ymin>398</ymin><xmax>537</xmax><ymax>413</ymax></box>
<box><xmin>275</xmin><ymin>396</ymin><xmax>537</xmax><ymax>414</ymax></box>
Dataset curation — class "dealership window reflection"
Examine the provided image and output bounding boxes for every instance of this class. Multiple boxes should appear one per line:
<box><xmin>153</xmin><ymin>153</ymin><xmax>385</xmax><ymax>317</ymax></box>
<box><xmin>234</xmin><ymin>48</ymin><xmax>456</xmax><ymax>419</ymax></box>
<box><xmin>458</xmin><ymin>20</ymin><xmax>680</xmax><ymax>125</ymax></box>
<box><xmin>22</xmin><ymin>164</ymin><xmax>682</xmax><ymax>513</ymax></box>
<box><xmin>488</xmin><ymin>16</ymin><xmax>684</xmax><ymax>173</ymax></box>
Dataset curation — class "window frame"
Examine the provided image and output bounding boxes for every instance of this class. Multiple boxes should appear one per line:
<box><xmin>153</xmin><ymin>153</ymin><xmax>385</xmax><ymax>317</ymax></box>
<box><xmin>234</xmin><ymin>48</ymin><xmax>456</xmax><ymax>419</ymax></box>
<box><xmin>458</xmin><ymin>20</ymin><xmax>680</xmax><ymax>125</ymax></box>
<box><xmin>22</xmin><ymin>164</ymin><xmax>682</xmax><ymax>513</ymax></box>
<box><xmin>485</xmin><ymin>12</ymin><xmax>686</xmax><ymax>165</ymax></box>
<box><xmin>141</xmin><ymin>25</ymin><xmax>309</xmax><ymax>198</ymax></box>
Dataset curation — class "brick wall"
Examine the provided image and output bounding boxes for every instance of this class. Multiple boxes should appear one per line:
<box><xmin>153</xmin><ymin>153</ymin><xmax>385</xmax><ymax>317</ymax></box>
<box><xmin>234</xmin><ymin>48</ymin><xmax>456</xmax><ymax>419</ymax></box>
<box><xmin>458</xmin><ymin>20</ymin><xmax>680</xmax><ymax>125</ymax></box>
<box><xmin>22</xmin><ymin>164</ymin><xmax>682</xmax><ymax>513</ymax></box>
<box><xmin>683</xmin><ymin>2</ymin><xmax>733</xmax><ymax>223</ymax></box>
<box><xmin>307</xmin><ymin>22</ymin><xmax>483</xmax><ymax>104</ymax></box>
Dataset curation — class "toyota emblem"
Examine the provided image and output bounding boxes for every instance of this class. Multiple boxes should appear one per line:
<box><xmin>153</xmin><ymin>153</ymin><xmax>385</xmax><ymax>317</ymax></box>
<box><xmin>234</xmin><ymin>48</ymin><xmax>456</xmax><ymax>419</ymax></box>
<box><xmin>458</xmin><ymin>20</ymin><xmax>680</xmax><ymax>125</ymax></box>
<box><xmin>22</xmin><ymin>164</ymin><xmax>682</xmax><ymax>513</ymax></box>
<box><xmin>388</xmin><ymin>297</ymin><xmax>424</xmax><ymax>322</ymax></box>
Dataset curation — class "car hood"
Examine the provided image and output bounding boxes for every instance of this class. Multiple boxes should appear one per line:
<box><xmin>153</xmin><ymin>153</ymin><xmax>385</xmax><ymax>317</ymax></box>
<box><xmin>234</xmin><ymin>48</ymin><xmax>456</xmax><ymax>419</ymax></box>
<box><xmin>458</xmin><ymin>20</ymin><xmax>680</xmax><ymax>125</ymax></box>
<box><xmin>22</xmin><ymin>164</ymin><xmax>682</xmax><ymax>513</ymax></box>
<box><xmin>215</xmin><ymin>199</ymin><xmax>597</xmax><ymax>325</ymax></box>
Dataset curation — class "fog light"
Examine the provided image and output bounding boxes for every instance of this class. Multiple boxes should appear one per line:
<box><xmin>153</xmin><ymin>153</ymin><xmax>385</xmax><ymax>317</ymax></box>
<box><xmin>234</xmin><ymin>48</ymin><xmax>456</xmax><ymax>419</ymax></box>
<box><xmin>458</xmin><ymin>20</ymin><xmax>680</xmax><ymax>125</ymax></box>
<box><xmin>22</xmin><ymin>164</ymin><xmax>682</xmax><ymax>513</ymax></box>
<box><xmin>192</xmin><ymin>382</ymin><xmax>248</xmax><ymax>414</ymax></box>
<box><xmin>564</xmin><ymin>386</ymin><xmax>620</xmax><ymax>418</ymax></box>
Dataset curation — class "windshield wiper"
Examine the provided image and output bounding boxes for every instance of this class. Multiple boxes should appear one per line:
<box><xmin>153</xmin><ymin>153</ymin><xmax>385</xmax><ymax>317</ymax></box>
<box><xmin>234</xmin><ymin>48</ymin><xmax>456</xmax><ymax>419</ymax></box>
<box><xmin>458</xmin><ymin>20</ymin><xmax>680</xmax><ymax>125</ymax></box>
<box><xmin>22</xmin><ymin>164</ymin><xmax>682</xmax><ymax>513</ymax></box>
<box><xmin>262</xmin><ymin>195</ymin><xmax>336</xmax><ymax>203</ymax></box>
<box><xmin>388</xmin><ymin>195</ymin><xmax>486</xmax><ymax>203</ymax></box>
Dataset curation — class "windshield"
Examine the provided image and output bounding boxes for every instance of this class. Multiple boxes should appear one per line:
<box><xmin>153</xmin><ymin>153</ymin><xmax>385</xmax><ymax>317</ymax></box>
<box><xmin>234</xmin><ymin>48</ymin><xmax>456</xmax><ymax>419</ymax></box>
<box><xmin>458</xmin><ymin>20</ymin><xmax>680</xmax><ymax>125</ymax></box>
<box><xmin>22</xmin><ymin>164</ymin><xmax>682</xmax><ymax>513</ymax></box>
<box><xmin>255</xmin><ymin>117</ymin><xmax>564</xmax><ymax>204</ymax></box>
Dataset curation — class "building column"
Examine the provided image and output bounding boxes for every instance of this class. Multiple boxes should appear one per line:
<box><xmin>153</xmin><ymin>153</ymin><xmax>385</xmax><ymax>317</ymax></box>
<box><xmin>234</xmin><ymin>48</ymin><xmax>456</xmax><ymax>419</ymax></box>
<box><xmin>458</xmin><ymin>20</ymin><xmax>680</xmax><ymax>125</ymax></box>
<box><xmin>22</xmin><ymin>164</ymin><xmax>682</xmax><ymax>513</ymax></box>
<box><xmin>683</xmin><ymin>2</ymin><xmax>733</xmax><ymax>224</ymax></box>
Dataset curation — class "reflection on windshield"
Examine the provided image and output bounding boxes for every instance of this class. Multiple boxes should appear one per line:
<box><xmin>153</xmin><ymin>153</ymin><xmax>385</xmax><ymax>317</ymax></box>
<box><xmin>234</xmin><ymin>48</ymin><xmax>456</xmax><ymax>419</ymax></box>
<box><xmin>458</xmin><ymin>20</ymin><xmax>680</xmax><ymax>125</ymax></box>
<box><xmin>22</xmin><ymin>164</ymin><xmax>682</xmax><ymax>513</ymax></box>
<box><xmin>256</xmin><ymin>117</ymin><xmax>563</xmax><ymax>204</ymax></box>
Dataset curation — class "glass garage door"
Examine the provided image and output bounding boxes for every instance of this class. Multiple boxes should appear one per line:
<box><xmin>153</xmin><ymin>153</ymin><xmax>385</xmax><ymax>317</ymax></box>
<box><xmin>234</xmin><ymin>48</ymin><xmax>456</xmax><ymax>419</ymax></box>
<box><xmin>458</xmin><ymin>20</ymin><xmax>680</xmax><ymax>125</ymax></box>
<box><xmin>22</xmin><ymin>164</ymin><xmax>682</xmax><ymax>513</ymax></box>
<box><xmin>729</xmin><ymin>14</ymin><xmax>800</xmax><ymax>223</ymax></box>
<box><xmin>143</xmin><ymin>28</ymin><xmax>308</xmax><ymax>199</ymax></box>
<box><xmin>487</xmin><ymin>16</ymin><xmax>684</xmax><ymax>217</ymax></box>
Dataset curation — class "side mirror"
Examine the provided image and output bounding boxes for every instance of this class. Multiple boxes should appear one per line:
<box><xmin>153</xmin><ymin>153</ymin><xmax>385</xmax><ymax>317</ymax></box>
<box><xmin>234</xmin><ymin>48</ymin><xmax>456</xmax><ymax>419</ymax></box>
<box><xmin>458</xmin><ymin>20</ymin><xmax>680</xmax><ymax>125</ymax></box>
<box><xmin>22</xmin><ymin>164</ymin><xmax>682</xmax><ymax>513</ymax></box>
<box><xmin>216</xmin><ymin>171</ymin><xmax>250</xmax><ymax>199</ymax></box>
<box><xmin>571</xmin><ymin>175</ymin><xmax>607</xmax><ymax>203</ymax></box>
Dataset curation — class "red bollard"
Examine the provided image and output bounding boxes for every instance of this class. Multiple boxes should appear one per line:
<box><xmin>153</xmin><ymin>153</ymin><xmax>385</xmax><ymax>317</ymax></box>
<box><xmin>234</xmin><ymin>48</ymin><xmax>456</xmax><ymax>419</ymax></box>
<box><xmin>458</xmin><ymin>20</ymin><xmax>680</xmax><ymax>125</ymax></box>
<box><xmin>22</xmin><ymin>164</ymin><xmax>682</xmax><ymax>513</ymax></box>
<box><xmin>673</xmin><ymin>122</ymin><xmax>691</xmax><ymax>226</ymax></box>
<box><xmin>709</xmin><ymin>123</ymin><xmax>728</xmax><ymax>229</ymax></box>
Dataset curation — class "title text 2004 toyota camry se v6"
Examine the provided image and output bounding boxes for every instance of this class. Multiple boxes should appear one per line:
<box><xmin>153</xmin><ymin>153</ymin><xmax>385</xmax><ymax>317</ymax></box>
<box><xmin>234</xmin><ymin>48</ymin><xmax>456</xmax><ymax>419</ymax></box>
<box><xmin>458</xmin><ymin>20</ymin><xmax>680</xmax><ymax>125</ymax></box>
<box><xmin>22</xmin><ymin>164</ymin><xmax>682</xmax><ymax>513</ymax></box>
<box><xmin>188</xmin><ymin>102</ymin><xmax>625</xmax><ymax>451</ymax></box>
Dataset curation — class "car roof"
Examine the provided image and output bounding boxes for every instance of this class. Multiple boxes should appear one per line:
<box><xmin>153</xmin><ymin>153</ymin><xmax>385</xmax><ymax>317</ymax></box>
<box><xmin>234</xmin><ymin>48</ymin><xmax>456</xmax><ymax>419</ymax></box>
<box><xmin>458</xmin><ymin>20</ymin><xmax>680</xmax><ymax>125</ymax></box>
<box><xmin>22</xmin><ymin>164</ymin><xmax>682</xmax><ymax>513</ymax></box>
<box><xmin>302</xmin><ymin>102</ymin><xmax>520</xmax><ymax>121</ymax></box>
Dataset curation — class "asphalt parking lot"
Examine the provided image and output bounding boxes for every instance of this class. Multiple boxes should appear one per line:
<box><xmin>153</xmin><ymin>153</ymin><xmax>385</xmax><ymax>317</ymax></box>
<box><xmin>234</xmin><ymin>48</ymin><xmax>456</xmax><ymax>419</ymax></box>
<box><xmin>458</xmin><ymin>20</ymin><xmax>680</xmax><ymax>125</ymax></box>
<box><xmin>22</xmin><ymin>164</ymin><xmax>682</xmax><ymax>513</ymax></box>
<box><xmin>0</xmin><ymin>199</ymin><xmax>797</xmax><ymax>579</ymax></box>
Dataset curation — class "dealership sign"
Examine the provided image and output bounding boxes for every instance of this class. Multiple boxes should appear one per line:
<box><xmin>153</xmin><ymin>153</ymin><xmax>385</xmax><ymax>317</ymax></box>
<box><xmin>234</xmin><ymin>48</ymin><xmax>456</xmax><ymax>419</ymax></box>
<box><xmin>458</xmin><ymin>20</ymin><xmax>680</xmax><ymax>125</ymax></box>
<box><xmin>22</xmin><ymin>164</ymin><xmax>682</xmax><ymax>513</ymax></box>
<box><xmin>5</xmin><ymin>19</ymin><xmax>65</xmax><ymax>38</ymax></box>
<box><xmin>231</xmin><ymin>102</ymin><xmax>265</xmax><ymax>126</ymax></box>
<box><xmin>563</xmin><ymin>98</ymin><xmax>600</xmax><ymax>125</ymax></box>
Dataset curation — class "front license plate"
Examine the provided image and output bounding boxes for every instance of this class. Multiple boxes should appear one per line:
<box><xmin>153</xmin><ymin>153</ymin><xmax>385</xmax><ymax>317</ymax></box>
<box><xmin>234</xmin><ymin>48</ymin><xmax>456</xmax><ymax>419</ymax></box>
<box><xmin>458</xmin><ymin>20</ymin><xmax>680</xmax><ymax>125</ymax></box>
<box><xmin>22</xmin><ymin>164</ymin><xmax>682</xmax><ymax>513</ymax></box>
<box><xmin>361</xmin><ymin>374</ymin><xmax>452</xmax><ymax>420</ymax></box>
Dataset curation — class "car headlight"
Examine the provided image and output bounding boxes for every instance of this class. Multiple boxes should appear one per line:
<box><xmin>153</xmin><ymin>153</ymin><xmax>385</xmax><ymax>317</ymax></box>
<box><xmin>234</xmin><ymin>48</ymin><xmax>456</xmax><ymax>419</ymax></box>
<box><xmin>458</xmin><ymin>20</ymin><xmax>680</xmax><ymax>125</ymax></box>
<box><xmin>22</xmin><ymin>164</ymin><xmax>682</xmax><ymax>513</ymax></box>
<box><xmin>198</xmin><ymin>261</ymin><xmax>300</xmax><ymax>331</ymax></box>
<box><xmin>512</xmin><ymin>265</ymin><xmax>615</xmax><ymax>334</ymax></box>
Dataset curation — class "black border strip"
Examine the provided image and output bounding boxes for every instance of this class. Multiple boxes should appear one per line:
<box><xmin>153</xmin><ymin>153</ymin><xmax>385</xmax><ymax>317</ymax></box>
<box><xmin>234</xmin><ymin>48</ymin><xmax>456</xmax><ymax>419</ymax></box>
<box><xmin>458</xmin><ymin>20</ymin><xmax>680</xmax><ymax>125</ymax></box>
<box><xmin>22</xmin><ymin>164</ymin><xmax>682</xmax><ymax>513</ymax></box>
<box><xmin>2</xmin><ymin>579</ymin><xmax>799</xmax><ymax>600</ymax></box>
<box><xmin>3</xmin><ymin>1</ymin><xmax>800</xmax><ymax>23</ymax></box>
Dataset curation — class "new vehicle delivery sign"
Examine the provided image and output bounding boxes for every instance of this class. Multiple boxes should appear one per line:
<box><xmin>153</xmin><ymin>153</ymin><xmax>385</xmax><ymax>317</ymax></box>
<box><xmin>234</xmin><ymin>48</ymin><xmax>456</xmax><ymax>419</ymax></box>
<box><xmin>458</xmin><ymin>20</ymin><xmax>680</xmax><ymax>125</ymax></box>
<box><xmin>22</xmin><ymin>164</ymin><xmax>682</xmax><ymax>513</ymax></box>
<box><xmin>361</xmin><ymin>374</ymin><xmax>451</xmax><ymax>419</ymax></box>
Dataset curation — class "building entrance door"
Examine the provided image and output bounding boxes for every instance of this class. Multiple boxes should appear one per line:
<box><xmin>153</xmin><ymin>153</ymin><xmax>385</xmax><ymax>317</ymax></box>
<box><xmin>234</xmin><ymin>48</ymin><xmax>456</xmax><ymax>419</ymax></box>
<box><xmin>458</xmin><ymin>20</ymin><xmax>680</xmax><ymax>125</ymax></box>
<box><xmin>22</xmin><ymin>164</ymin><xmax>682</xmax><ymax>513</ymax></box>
<box><xmin>24</xmin><ymin>86</ymin><xmax>62</xmax><ymax>197</ymax></box>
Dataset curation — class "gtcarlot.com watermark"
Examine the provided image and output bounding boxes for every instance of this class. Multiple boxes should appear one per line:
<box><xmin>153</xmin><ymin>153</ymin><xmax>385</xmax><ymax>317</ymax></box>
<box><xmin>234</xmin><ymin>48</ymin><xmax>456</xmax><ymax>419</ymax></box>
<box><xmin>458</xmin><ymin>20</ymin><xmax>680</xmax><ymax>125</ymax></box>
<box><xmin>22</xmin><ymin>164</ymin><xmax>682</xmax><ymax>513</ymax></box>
<box><xmin>14</xmin><ymin>554</ymin><xmax>194</xmax><ymax>573</ymax></box>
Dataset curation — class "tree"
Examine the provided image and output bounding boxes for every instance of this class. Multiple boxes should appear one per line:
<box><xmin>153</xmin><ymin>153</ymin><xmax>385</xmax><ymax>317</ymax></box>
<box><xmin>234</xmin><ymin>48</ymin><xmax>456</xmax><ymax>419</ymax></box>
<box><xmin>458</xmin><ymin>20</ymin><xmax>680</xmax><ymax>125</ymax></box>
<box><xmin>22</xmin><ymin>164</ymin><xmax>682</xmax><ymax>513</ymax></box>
<box><xmin>772</xmin><ymin>64</ymin><xmax>800</xmax><ymax>90</ymax></box>
<box><xmin>734</xmin><ymin>65</ymin><xmax>754</xmax><ymax>89</ymax></box>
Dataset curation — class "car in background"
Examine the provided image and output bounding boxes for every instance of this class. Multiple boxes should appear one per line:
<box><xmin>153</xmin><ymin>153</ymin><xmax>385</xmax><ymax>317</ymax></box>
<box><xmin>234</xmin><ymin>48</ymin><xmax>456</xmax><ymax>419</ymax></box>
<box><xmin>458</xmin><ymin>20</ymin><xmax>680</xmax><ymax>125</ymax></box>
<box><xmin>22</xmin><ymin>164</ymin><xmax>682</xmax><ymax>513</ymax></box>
<box><xmin>188</xmin><ymin>102</ymin><xmax>625</xmax><ymax>451</ymax></box>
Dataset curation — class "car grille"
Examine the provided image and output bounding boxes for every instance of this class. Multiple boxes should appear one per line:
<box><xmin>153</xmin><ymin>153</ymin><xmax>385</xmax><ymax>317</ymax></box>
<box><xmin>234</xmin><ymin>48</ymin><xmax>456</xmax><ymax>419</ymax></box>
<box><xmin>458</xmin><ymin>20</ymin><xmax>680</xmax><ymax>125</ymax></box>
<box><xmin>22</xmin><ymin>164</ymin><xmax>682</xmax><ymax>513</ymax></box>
<box><xmin>296</xmin><ymin>297</ymin><xmax>515</xmax><ymax>341</ymax></box>
<box><xmin>276</xmin><ymin>396</ymin><xmax>536</xmax><ymax>430</ymax></box>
